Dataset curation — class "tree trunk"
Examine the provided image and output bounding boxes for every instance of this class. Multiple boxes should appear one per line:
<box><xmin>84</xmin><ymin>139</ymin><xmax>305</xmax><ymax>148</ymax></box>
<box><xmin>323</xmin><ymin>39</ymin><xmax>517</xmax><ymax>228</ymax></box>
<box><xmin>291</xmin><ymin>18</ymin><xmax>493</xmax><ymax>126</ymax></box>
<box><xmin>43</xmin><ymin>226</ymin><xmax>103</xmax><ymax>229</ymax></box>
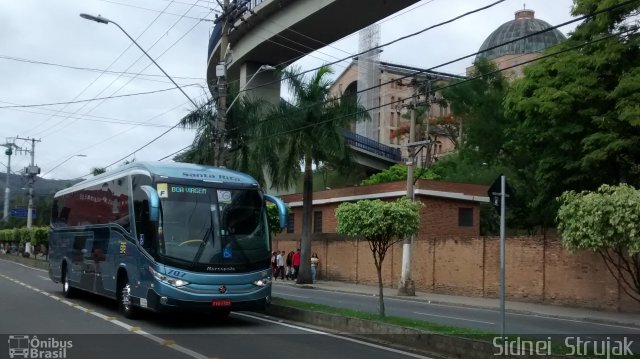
<box><xmin>377</xmin><ymin>264</ymin><xmax>385</xmax><ymax>317</ymax></box>
<box><xmin>297</xmin><ymin>153</ymin><xmax>313</xmax><ymax>284</ymax></box>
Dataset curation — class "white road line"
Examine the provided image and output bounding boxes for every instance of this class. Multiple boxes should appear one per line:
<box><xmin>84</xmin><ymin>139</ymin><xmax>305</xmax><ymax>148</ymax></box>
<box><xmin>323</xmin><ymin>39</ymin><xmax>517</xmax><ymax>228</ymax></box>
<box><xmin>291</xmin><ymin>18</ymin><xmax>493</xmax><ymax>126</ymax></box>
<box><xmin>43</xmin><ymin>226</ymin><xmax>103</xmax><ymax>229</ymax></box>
<box><xmin>0</xmin><ymin>258</ymin><xmax>48</xmax><ymax>272</ymax></box>
<box><xmin>507</xmin><ymin>312</ymin><xmax>640</xmax><ymax>331</ymax></box>
<box><xmin>277</xmin><ymin>293</ymin><xmax>311</xmax><ymax>299</ymax></box>
<box><xmin>38</xmin><ymin>275</ymin><xmax>50</xmax><ymax>281</ymax></box>
<box><xmin>413</xmin><ymin>311</ymin><xmax>495</xmax><ymax>325</ymax></box>
<box><xmin>234</xmin><ymin>312</ymin><xmax>436</xmax><ymax>359</ymax></box>
<box><xmin>0</xmin><ymin>273</ymin><xmax>211</xmax><ymax>359</ymax></box>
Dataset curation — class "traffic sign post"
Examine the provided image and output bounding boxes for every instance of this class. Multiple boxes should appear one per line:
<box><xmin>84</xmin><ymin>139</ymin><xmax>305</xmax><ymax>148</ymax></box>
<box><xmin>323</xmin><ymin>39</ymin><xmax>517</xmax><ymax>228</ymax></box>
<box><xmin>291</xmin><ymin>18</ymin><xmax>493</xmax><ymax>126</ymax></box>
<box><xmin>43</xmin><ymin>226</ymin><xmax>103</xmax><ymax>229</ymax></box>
<box><xmin>488</xmin><ymin>175</ymin><xmax>512</xmax><ymax>338</ymax></box>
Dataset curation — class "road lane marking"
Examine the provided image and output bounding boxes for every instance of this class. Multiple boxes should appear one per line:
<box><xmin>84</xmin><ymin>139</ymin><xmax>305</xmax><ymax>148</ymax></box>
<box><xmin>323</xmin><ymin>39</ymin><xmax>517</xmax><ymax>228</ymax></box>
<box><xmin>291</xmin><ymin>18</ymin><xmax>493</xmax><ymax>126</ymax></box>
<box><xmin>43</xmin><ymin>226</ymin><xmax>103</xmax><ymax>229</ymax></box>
<box><xmin>0</xmin><ymin>273</ymin><xmax>211</xmax><ymax>359</ymax></box>
<box><xmin>277</xmin><ymin>293</ymin><xmax>311</xmax><ymax>299</ymax></box>
<box><xmin>38</xmin><ymin>275</ymin><xmax>50</xmax><ymax>280</ymax></box>
<box><xmin>234</xmin><ymin>312</ymin><xmax>435</xmax><ymax>359</ymax></box>
<box><xmin>0</xmin><ymin>258</ymin><xmax>48</xmax><ymax>272</ymax></box>
<box><xmin>413</xmin><ymin>311</ymin><xmax>495</xmax><ymax>325</ymax></box>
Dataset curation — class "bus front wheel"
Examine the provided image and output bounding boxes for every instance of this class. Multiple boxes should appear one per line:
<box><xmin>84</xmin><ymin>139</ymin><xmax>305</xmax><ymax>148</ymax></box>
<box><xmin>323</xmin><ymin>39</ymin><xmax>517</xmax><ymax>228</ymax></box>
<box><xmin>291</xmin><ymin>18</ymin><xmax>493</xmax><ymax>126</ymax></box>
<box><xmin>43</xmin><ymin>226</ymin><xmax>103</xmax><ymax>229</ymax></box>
<box><xmin>118</xmin><ymin>277</ymin><xmax>138</xmax><ymax>319</ymax></box>
<box><xmin>61</xmin><ymin>264</ymin><xmax>77</xmax><ymax>298</ymax></box>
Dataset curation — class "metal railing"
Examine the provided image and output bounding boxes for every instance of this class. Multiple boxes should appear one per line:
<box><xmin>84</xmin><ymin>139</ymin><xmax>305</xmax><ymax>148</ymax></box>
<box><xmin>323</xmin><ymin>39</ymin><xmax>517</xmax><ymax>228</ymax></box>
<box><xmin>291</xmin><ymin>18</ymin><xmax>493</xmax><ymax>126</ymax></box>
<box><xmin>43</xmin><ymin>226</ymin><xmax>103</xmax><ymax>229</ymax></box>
<box><xmin>343</xmin><ymin>131</ymin><xmax>401</xmax><ymax>162</ymax></box>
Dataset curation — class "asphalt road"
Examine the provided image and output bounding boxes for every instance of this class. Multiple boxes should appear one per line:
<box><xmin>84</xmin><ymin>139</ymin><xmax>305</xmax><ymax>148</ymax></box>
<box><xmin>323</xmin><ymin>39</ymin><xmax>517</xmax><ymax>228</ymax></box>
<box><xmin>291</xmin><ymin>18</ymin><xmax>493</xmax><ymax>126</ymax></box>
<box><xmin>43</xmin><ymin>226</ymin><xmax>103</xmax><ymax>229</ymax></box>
<box><xmin>272</xmin><ymin>281</ymin><xmax>640</xmax><ymax>337</ymax></box>
<box><xmin>0</xmin><ymin>259</ymin><xmax>433</xmax><ymax>359</ymax></box>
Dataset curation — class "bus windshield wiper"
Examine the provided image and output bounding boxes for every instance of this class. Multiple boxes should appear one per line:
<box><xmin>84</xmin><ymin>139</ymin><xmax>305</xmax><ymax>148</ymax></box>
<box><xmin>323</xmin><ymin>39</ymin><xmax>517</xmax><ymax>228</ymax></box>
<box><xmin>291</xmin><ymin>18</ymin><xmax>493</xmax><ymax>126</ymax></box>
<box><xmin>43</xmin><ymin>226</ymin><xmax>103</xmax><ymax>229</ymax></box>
<box><xmin>191</xmin><ymin>226</ymin><xmax>212</xmax><ymax>266</ymax></box>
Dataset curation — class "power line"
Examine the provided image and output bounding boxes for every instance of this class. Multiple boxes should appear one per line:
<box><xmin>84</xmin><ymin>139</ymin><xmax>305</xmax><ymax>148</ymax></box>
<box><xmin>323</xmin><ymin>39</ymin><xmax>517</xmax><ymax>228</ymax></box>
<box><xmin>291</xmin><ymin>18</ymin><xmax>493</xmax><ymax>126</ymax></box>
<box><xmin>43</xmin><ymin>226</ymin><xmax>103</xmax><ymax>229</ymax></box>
<box><xmin>240</xmin><ymin>26</ymin><xmax>638</xmax><ymax>145</ymax></box>
<box><xmin>226</xmin><ymin>0</ymin><xmax>640</xmax><ymax>133</ymax></box>
<box><xmin>232</xmin><ymin>0</ymin><xmax>507</xmax><ymax>96</ymax></box>
<box><xmin>97</xmin><ymin>0</ymin><xmax>216</xmax><ymax>19</ymax></box>
<box><xmin>0</xmin><ymin>84</ymin><xmax>202</xmax><ymax>109</ymax></box>
<box><xmin>22</xmin><ymin>0</ymin><xmax>182</xmax><ymax>137</ymax></box>
<box><xmin>35</xmin><ymin>3</ymin><xmax>211</xmax><ymax>139</ymax></box>
<box><xmin>0</xmin><ymin>54</ymin><xmax>205</xmax><ymax>81</ymax></box>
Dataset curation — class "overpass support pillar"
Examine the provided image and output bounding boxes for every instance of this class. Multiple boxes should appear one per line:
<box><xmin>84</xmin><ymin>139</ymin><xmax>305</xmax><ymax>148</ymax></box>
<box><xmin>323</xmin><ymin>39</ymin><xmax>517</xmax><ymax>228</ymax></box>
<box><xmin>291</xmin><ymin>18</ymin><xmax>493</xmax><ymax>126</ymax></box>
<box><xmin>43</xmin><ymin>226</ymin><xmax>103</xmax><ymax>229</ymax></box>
<box><xmin>239</xmin><ymin>62</ymin><xmax>281</xmax><ymax>105</ymax></box>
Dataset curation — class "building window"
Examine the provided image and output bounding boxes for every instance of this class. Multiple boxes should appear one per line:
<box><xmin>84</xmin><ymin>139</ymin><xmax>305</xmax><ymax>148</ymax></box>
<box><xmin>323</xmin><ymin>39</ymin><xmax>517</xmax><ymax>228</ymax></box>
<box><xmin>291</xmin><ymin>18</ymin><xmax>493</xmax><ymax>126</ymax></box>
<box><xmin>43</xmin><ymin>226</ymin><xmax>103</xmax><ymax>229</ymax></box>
<box><xmin>458</xmin><ymin>208</ymin><xmax>473</xmax><ymax>227</ymax></box>
<box><xmin>313</xmin><ymin>211</ymin><xmax>323</xmax><ymax>233</ymax></box>
<box><xmin>287</xmin><ymin>213</ymin><xmax>295</xmax><ymax>233</ymax></box>
<box><xmin>390</xmin><ymin>112</ymin><xmax>395</xmax><ymax>127</ymax></box>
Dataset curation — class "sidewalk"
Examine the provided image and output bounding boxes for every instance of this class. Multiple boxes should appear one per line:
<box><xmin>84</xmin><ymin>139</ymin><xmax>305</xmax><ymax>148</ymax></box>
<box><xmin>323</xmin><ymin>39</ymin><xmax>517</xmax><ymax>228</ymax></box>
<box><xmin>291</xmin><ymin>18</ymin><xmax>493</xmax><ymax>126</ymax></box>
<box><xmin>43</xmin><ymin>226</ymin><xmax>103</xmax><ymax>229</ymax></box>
<box><xmin>272</xmin><ymin>278</ymin><xmax>640</xmax><ymax>328</ymax></box>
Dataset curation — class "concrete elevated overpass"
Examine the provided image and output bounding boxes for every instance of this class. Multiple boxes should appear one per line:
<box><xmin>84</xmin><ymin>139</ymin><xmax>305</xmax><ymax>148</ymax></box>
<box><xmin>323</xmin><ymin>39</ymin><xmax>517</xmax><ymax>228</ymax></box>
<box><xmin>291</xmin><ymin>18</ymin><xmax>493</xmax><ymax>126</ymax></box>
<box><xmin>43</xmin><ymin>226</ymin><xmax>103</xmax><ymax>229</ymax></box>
<box><xmin>206</xmin><ymin>0</ymin><xmax>419</xmax><ymax>102</ymax></box>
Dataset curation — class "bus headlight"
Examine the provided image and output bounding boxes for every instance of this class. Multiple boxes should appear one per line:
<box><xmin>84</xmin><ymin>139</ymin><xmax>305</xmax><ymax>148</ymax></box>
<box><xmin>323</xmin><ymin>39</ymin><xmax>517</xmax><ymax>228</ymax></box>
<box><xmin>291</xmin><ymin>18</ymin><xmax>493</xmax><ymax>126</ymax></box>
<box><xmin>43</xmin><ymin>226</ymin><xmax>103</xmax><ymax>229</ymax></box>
<box><xmin>253</xmin><ymin>277</ymin><xmax>271</xmax><ymax>287</ymax></box>
<box><xmin>149</xmin><ymin>266</ymin><xmax>189</xmax><ymax>288</ymax></box>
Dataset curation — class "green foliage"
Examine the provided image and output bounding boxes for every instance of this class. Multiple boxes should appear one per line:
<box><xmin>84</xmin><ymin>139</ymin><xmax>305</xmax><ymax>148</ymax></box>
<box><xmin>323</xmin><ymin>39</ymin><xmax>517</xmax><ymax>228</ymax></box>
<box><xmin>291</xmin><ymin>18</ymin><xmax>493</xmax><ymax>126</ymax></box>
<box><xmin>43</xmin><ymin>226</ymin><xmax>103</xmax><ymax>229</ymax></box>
<box><xmin>558</xmin><ymin>184</ymin><xmax>640</xmax><ymax>254</ymax></box>
<box><xmin>503</xmin><ymin>0</ymin><xmax>640</xmax><ymax>232</ymax></box>
<box><xmin>0</xmin><ymin>227</ymin><xmax>49</xmax><ymax>247</ymax></box>
<box><xmin>91</xmin><ymin>167</ymin><xmax>106</xmax><ymax>176</ymax></box>
<box><xmin>335</xmin><ymin>198</ymin><xmax>420</xmax><ymax>316</ymax></box>
<box><xmin>266</xmin><ymin>203</ymin><xmax>289</xmax><ymax>236</ymax></box>
<box><xmin>440</xmin><ymin>57</ymin><xmax>508</xmax><ymax>162</ymax></box>
<box><xmin>361</xmin><ymin>164</ymin><xmax>439</xmax><ymax>186</ymax></box>
<box><xmin>557</xmin><ymin>184</ymin><xmax>640</xmax><ymax>302</ymax></box>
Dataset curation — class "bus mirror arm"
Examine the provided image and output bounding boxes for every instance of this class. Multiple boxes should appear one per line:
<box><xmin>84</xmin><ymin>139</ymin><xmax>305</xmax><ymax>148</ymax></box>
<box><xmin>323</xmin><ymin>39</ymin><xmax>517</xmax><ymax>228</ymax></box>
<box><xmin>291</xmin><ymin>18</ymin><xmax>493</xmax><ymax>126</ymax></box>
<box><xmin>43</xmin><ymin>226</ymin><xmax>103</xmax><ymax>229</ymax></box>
<box><xmin>264</xmin><ymin>194</ymin><xmax>288</xmax><ymax>229</ymax></box>
<box><xmin>141</xmin><ymin>185</ymin><xmax>160</xmax><ymax>223</ymax></box>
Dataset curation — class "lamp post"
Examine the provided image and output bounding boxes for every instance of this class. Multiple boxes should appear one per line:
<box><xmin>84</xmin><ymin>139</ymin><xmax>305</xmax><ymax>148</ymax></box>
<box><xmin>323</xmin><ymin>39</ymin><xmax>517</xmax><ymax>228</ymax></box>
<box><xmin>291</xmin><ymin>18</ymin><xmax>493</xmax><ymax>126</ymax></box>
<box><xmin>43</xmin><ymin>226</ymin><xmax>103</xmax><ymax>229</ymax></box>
<box><xmin>79</xmin><ymin>13</ymin><xmax>198</xmax><ymax>109</ymax></box>
<box><xmin>42</xmin><ymin>154</ymin><xmax>87</xmax><ymax>178</ymax></box>
<box><xmin>226</xmin><ymin>65</ymin><xmax>276</xmax><ymax>113</ymax></box>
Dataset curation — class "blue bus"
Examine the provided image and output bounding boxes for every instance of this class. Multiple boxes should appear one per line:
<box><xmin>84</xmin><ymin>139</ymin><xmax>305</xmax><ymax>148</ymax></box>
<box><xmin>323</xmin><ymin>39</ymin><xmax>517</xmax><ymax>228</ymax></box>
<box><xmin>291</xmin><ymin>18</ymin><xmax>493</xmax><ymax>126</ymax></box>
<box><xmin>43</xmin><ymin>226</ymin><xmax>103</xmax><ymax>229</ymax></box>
<box><xmin>48</xmin><ymin>161</ymin><xmax>287</xmax><ymax>318</ymax></box>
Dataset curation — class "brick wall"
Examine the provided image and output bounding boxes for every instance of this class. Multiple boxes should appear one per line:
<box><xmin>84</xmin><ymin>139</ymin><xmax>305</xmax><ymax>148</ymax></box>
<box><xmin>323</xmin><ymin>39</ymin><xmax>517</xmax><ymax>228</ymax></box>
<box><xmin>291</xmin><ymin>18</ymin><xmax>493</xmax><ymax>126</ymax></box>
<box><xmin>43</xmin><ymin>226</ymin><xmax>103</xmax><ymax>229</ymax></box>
<box><xmin>273</xmin><ymin>235</ymin><xmax>640</xmax><ymax>312</ymax></box>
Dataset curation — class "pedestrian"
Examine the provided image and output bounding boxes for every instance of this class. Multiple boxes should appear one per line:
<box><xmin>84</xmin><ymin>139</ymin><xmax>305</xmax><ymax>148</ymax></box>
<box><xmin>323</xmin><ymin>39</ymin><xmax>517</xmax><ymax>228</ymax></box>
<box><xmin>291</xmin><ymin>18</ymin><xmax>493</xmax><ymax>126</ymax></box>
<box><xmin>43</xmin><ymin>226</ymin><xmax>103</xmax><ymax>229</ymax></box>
<box><xmin>311</xmin><ymin>253</ymin><xmax>320</xmax><ymax>283</ymax></box>
<box><xmin>285</xmin><ymin>251</ymin><xmax>294</xmax><ymax>280</ymax></box>
<box><xmin>271</xmin><ymin>251</ymin><xmax>277</xmax><ymax>279</ymax></box>
<box><xmin>276</xmin><ymin>251</ymin><xmax>285</xmax><ymax>280</ymax></box>
<box><xmin>292</xmin><ymin>248</ymin><xmax>301</xmax><ymax>279</ymax></box>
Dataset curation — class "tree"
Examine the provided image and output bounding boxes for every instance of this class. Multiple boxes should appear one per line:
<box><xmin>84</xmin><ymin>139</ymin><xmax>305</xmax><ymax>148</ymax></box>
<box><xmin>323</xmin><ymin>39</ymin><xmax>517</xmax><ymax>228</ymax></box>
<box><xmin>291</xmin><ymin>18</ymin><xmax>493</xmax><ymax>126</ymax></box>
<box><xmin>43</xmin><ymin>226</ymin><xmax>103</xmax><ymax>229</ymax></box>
<box><xmin>91</xmin><ymin>167</ymin><xmax>106</xmax><ymax>176</ymax></box>
<box><xmin>176</xmin><ymin>93</ymin><xmax>275</xmax><ymax>186</ymax></box>
<box><xmin>335</xmin><ymin>198</ymin><xmax>420</xmax><ymax>317</ymax></box>
<box><xmin>259</xmin><ymin>65</ymin><xmax>368</xmax><ymax>284</ymax></box>
<box><xmin>557</xmin><ymin>184</ymin><xmax>640</xmax><ymax>302</ymax></box>
<box><xmin>440</xmin><ymin>57</ymin><xmax>509</xmax><ymax>162</ymax></box>
<box><xmin>503</xmin><ymin>0</ymin><xmax>640</xmax><ymax>231</ymax></box>
<box><xmin>361</xmin><ymin>164</ymin><xmax>439</xmax><ymax>186</ymax></box>
<box><xmin>266</xmin><ymin>202</ymin><xmax>289</xmax><ymax>237</ymax></box>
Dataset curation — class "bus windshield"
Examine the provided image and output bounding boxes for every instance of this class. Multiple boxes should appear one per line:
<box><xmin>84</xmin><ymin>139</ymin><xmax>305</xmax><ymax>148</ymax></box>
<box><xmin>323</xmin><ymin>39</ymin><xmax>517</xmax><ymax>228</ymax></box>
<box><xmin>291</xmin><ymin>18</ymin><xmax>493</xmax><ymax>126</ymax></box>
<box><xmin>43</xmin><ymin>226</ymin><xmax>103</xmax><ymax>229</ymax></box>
<box><xmin>157</xmin><ymin>184</ymin><xmax>269</xmax><ymax>271</ymax></box>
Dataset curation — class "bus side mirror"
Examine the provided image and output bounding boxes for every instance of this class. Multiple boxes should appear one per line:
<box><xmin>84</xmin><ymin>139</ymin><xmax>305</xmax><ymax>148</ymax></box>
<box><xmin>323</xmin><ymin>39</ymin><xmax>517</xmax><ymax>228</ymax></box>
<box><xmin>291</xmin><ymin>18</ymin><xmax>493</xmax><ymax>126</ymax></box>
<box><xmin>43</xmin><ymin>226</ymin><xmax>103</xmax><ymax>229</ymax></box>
<box><xmin>264</xmin><ymin>194</ymin><xmax>287</xmax><ymax>229</ymax></box>
<box><xmin>141</xmin><ymin>185</ymin><xmax>160</xmax><ymax>223</ymax></box>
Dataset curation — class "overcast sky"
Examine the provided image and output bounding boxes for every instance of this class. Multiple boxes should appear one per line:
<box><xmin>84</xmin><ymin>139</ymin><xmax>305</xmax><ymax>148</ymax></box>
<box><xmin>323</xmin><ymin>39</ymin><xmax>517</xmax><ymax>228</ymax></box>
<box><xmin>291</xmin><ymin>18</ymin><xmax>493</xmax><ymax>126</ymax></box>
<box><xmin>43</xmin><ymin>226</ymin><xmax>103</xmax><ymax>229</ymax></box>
<box><xmin>0</xmin><ymin>0</ymin><xmax>577</xmax><ymax>181</ymax></box>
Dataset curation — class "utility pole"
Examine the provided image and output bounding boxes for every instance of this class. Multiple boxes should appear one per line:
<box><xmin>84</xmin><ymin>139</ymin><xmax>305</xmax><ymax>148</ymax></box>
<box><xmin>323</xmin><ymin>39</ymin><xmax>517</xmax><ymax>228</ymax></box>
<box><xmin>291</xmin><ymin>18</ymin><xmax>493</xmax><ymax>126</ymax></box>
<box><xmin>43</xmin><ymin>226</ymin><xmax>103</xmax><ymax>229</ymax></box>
<box><xmin>215</xmin><ymin>0</ymin><xmax>230</xmax><ymax>167</ymax></box>
<box><xmin>398</xmin><ymin>83</ymin><xmax>418</xmax><ymax>296</ymax></box>
<box><xmin>1</xmin><ymin>139</ymin><xmax>19</xmax><ymax>222</ymax></box>
<box><xmin>16</xmin><ymin>137</ymin><xmax>41</xmax><ymax>229</ymax></box>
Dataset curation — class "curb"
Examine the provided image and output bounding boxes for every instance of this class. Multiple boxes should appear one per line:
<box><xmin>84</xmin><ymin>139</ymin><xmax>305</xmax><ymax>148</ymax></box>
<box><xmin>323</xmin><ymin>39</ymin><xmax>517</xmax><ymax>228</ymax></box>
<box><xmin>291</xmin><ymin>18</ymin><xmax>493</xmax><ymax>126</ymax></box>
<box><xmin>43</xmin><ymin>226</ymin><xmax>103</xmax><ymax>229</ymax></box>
<box><xmin>273</xmin><ymin>282</ymin><xmax>640</xmax><ymax>329</ymax></box>
<box><xmin>265</xmin><ymin>304</ymin><xmax>570</xmax><ymax>359</ymax></box>
<box><xmin>0</xmin><ymin>253</ymin><xmax>49</xmax><ymax>270</ymax></box>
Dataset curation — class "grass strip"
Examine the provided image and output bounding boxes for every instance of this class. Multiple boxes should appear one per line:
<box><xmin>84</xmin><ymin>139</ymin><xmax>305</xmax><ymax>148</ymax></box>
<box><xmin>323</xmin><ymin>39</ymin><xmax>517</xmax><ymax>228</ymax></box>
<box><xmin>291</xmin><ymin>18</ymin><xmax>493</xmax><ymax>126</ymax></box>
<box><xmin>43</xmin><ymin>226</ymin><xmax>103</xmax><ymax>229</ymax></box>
<box><xmin>272</xmin><ymin>297</ymin><xmax>640</xmax><ymax>358</ymax></box>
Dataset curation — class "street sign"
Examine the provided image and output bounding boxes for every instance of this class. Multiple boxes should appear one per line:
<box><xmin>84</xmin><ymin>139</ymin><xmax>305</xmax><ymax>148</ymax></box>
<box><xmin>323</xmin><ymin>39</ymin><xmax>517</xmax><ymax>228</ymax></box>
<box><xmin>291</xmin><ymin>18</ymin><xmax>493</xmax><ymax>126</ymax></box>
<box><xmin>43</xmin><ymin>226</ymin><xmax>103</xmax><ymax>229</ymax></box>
<box><xmin>10</xmin><ymin>208</ymin><xmax>36</xmax><ymax>218</ymax></box>
<box><xmin>488</xmin><ymin>175</ymin><xmax>514</xmax><ymax>212</ymax></box>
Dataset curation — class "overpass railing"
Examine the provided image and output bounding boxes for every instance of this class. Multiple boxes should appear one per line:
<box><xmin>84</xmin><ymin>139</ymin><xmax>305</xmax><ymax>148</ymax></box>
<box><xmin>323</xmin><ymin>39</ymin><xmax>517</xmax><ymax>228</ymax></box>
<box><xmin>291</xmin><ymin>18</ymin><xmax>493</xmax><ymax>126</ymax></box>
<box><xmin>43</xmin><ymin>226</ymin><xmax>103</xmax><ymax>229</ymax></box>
<box><xmin>343</xmin><ymin>131</ymin><xmax>402</xmax><ymax>162</ymax></box>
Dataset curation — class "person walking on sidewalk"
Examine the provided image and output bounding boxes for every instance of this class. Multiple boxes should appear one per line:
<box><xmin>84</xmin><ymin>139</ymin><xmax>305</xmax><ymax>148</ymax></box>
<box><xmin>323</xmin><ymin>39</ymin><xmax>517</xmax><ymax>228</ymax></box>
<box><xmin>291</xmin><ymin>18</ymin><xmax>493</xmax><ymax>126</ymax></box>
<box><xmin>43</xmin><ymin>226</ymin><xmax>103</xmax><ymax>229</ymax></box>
<box><xmin>285</xmin><ymin>251</ymin><xmax>294</xmax><ymax>280</ymax></box>
<box><xmin>292</xmin><ymin>248</ymin><xmax>301</xmax><ymax>279</ymax></box>
<box><xmin>311</xmin><ymin>253</ymin><xmax>320</xmax><ymax>283</ymax></box>
<box><xmin>276</xmin><ymin>251</ymin><xmax>285</xmax><ymax>280</ymax></box>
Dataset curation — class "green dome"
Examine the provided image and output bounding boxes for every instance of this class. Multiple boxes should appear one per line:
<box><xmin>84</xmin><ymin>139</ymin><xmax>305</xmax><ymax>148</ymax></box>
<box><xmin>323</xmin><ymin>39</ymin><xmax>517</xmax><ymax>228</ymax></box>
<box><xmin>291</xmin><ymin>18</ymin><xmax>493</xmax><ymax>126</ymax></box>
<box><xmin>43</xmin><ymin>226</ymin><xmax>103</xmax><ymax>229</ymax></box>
<box><xmin>477</xmin><ymin>9</ymin><xmax>566</xmax><ymax>61</ymax></box>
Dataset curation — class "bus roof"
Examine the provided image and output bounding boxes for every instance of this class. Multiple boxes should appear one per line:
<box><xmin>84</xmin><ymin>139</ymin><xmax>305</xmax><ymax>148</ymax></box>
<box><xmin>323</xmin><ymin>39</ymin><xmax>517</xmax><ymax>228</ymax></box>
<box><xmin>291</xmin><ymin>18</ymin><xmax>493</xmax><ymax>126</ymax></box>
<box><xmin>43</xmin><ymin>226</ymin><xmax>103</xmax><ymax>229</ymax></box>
<box><xmin>55</xmin><ymin>161</ymin><xmax>259</xmax><ymax>197</ymax></box>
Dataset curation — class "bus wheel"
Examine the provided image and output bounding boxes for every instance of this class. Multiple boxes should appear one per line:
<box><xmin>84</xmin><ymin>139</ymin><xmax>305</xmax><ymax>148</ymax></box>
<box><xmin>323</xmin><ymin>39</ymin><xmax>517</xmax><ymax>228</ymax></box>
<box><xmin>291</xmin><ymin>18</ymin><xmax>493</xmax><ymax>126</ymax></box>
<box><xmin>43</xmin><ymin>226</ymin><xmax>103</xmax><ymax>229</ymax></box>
<box><xmin>61</xmin><ymin>265</ymin><xmax>76</xmax><ymax>298</ymax></box>
<box><xmin>118</xmin><ymin>278</ymin><xmax>138</xmax><ymax>319</ymax></box>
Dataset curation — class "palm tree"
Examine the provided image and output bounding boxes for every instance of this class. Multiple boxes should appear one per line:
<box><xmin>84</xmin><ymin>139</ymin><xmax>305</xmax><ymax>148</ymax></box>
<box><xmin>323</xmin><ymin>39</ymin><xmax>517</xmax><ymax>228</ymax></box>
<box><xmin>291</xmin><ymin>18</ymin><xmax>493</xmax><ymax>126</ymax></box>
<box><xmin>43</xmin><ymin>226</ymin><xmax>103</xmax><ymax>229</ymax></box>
<box><xmin>176</xmin><ymin>93</ymin><xmax>274</xmax><ymax>185</ymax></box>
<box><xmin>258</xmin><ymin>65</ymin><xmax>369</xmax><ymax>284</ymax></box>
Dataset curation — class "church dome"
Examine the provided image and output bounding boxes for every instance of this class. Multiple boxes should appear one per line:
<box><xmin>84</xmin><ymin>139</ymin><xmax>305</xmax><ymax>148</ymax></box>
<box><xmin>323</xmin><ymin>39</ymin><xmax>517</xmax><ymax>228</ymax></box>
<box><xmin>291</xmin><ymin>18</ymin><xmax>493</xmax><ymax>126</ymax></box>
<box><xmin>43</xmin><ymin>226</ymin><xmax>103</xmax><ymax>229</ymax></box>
<box><xmin>477</xmin><ymin>9</ymin><xmax>566</xmax><ymax>61</ymax></box>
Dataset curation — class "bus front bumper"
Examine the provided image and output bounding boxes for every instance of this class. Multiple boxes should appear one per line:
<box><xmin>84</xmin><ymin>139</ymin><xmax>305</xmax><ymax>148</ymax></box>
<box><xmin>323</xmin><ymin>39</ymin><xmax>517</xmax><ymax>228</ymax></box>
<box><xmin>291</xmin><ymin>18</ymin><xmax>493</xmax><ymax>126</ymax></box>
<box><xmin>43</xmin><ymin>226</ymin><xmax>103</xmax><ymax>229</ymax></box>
<box><xmin>143</xmin><ymin>289</ymin><xmax>271</xmax><ymax>313</ymax></box>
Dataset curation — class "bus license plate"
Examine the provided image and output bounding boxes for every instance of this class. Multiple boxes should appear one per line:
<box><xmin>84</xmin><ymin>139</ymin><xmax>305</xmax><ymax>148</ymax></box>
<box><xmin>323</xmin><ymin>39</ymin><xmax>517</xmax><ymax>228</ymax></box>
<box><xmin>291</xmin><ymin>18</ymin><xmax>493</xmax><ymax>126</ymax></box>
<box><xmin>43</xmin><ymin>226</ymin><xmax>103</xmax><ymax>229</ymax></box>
<box><xmin>212</xmin><ymin>299</ymin><xmax>231</xmax><ymax>307</ymax></box>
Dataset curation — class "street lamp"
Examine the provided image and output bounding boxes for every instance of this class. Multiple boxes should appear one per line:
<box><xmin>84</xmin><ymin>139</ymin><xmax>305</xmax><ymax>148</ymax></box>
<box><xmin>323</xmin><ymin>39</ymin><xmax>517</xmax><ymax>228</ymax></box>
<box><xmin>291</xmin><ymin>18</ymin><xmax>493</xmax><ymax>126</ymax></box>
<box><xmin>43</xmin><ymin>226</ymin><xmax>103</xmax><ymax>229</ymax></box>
<box><xmin>42</xmin><ymin>154</ymin><xmax>87</xmax><ymax>178</ymax></box>
<box><xmin>79</xmin><ymin>13</ymin><xmax>198</xmax><ymax>108</ymax></box>
<box><xmin>226</xmin><ymin>64</ymin><xmax>276</xmax><ymax>113</ymax></box>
